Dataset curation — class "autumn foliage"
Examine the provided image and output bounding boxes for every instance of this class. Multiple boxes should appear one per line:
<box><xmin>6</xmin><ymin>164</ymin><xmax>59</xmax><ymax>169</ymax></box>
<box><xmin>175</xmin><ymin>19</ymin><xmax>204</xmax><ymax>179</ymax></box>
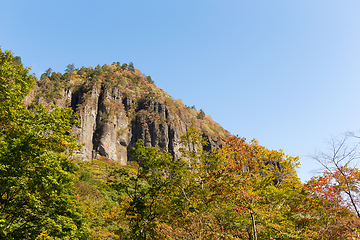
<box><xmin>2</xmin><ymin>49</ymin><xmax>360</xmax><ymax>239</ymax></box>
<box><xmin>76</xmin><ymin>129</ymin><xmax>360</xmax><ymax>239</ymax></box>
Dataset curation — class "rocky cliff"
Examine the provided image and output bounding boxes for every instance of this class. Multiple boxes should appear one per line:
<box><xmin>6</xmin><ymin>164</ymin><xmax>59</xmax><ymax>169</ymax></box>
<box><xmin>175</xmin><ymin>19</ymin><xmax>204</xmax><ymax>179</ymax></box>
<box><xmin>28</xmin><ymin>63</ymin><xmax>230</xmax><ymax>164</ymax></box>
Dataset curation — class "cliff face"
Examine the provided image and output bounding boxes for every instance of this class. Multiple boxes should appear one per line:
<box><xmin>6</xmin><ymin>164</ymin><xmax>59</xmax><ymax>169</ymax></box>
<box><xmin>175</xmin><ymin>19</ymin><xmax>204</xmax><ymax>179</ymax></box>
<box><xmin>72</xmin><ymin>86</ymin><xmax>130</xmax><ymax>164</ymax></box>
<box><xmin>30</xmin><ymin>64</ymin><xmax>229</xmax><ymax>164</ymax></box>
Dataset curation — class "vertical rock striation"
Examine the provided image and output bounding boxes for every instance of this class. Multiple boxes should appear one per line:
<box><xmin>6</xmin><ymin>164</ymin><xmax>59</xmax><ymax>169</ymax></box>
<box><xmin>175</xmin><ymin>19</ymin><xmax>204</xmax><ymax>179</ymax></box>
<box><xmin>40</xmin><ymin>84</ymin><xmax>223</xmax><ymax>164</ymax></box>
<box><xmin>30</xmin><ymin>64</ymin><xmax>229</xmax><ymax>164</ymax></box>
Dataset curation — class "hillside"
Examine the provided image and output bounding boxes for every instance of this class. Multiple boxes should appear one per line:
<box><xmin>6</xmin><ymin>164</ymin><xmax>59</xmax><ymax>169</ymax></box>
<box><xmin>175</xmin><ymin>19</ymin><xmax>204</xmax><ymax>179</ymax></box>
<box><xmin>2</xmin><ymin>49</ymin><xmax>360</xmax><ymax>239</ymax></box>
<box><xmin>27</xmin><ymin>62</ymin><xmax>230</xmax><ymax>164</ymax></box>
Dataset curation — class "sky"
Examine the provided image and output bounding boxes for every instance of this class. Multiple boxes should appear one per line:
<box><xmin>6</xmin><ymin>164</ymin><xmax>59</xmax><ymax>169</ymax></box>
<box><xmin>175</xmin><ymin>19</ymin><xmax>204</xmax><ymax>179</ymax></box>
<box><xmin>1</xmin><ymin>0</ymin><xmax>360</xmax><ymax>182</ymax></box>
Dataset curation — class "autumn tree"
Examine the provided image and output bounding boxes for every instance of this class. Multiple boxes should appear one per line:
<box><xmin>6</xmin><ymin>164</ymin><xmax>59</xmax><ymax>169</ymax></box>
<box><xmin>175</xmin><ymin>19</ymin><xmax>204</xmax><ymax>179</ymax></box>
<box><xmin>312</xmin><ymin>134</ymin><xmax>360</xmax><ymax>217</ymax></box>
<box><xmin>304</xmin><ymin>133</ymin><xmax>360</xmax><ymax>238</ymax></box>
<box><xmin>103</xmin><ymin>129</ymin><xmax>350</xmax><ymax>239</ymax></box>
<box><xmin>155</xmin><ymin>129</ymin><xmax>305</xmax><ymax>239</ymax></box>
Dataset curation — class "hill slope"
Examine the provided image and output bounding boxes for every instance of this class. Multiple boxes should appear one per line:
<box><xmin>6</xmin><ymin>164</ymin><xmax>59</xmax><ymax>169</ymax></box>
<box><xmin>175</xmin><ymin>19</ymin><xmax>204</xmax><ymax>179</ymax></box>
<box><xmin>3</xmin><ymin>51</ymin><xmax>359</xmax><ymax>239</ymax></box>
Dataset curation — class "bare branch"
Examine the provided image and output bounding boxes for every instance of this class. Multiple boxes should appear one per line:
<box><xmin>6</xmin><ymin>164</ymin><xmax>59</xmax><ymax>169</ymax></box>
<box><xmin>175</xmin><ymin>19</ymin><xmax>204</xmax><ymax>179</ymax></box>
<box><xmin>311</xmin><ymin>132</ymin><xmax>360</xmax><ymax>218</ymax></box>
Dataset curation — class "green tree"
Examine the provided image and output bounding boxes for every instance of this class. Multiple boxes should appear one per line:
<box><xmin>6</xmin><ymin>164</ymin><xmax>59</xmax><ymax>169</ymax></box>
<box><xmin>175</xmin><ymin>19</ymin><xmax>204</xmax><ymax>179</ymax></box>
<box><xmin>63</xmin><ymin>63</ymin><xmax>76</xmax><ymax>86</ymax></box>
<box><xmin>128</xmin><ymin>62</ymin><xmax>135</xmax><ymax>72</ymax></box>
<box><xmin>45</xmin><ymin>67</ymin><xmax>52</xmax><ymax>77</ymax></box>
<box><xmin>65</xmin><ymin>63</ymin><xmax>75</xmax><ymax>75</ymax></box>
<box><xmin>108</xmin><ymin>139</ymin><xmax>178</xmax><ymax>239</ymax></box>
<box><xmin>40</xmin><ymin>68</ymin><xmax>52</xmax><ymax>81</ymax></box>
<box><xmin>0</xmin><ymin>50</ymin><xmax>87</xmax><ymax>239</ymax></box>
<box><xmin>197</xmin><ymin>109</ymin><xmax>205</xmax><ymax>120</ymax></box>
<box><xmin>146</xmin><ymin>76</ymin><xmax>154</xmax><ymax>84</ymax></box>
<box><xmin>121</xmin><ymin>63</ymin><xmax>128</xmax><ymax>71</ymax></box>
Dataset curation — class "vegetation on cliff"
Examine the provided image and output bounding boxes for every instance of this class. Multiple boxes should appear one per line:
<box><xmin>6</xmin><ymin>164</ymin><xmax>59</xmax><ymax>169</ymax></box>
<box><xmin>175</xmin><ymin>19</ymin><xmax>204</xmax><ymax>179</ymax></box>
<box><xmin>33</xmin><ymin>61</ymin><xmax>229</xmax><ymax>143</ymax></box>
<box><xmin>1</xmin><ymin>49</ymin><xmax>360</xmax><ymax>239</ymax></box>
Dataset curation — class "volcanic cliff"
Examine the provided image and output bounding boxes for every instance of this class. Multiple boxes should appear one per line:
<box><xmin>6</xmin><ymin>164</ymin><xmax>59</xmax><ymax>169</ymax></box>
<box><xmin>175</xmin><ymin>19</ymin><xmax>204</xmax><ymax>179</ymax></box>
<box><xmin>27</xmin><ymin>63</ymin><xmax>230</xmax><ymax>164</ymax></box>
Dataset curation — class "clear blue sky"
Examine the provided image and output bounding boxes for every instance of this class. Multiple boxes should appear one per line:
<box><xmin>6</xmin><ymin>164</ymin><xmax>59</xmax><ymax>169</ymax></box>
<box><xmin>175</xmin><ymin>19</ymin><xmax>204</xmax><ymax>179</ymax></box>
<box><xmin>2</xmin><ymin>0</ymin><xmax>360</xmax><ymax>181</ymax></box>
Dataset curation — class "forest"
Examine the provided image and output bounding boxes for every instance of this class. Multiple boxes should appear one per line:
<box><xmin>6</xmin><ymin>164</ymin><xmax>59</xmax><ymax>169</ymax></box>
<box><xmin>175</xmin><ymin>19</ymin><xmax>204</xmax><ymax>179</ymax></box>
<box><xmin>1</xmin><ymin>49</ymin><xmax>360</xmax><ymax>239</ymax></box>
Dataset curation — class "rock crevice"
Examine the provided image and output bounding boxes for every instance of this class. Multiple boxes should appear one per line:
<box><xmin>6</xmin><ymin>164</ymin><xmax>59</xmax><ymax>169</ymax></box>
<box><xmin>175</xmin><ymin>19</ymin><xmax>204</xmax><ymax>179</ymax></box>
<box><xmin>35</xmin><ymin>84</ymin><xmax>224</xmax><ymax>164</ymax></box>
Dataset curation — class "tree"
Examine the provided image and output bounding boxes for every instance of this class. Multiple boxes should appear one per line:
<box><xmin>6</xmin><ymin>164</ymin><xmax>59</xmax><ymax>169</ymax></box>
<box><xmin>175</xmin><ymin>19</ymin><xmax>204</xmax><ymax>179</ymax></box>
<box><xmin>64</xmin><ymin>63</ymin><xmax>76</xmax><ymax>84</ymax></box>
<box><xmin>45</xmin><ymin>67</ymin><xmax>52</xmax><ymax>77</ymax></box>
<box><xmin>311</xmin><ymin>133</ymin><xmax>360</xmax><ymax>217</ymax></box>
<box><xmin>65</xmin><ymin>63</ymin><xmax>75</xmax><ymax>74</ymax></box>
<box><xmin>304</xmin><ymin>133</ymin><xmax>360</xmax><ymax>238</ymax></box>
<box><xmin>212</xmin><ymin>135</ymin><xmax>305</xmax><ymax>239</ymax></box>
<box><xmin>108</xmin><ymin>140</ymin><xmax>177</xmax><ymax>239</ymax></box>
<box><xmin>40</xmin><ymin>68</ymin><xmax>52</xmax><ymax>81</ymax></box>
<box><xmin>128</xmin><ymin>62</ymin><xmax>135</xmax><ymax>72</ymax></box>
<box><xmin>197</xmin><ymin>109</ymin><xmax>205</xmax><ymax>120</ymax></box>
<box><xmin>121</xmin><ymin>63</ymin><xmax>128</xmax><ymax>70</ymax></box>
<box><xmin>146</xmin><ymin>76</ymin><xmax>154</xmax><ymax>84</ymax></box>
<box><xmin>0</xmin><ymin>50</ymin><xmax>86</xmax><ymax>239</ymax></box>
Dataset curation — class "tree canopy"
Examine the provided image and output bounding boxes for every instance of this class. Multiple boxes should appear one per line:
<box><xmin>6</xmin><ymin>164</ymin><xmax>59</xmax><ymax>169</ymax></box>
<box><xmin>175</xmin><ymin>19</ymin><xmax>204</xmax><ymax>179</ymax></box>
<box><xmin>0</xmin><ymin>50</ymin><xmax>86</xmax><ymax>239</ymax></box>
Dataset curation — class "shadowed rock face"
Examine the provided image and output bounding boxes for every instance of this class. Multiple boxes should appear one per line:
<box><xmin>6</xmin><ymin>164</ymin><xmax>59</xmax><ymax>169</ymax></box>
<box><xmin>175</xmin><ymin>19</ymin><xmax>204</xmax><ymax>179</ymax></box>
<box><xmin>44</xmin><ymin>84</ymin><xmax>223</xmax><ymax>164</ymax></box>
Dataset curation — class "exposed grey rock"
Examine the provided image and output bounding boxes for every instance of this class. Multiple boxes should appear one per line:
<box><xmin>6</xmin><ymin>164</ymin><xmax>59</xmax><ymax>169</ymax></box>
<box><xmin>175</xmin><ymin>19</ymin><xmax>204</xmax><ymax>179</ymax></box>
<box><xmin>35</xmin><ymin>84</ymin><xmax>222</xmax><ymax>164</ymax></box>
<box><xmin>76</xmin><ymin>86</ymin><xmax>100</xmax><ymax>160</ymax></box>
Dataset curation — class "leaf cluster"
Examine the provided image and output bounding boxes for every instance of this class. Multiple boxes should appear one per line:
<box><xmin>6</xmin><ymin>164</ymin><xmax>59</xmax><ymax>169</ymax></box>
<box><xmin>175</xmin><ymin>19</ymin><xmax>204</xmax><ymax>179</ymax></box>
<box><xmin>0</xmin><ymin>50</ymin><xmax>86</xmax><ymax>239</ymax></box>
